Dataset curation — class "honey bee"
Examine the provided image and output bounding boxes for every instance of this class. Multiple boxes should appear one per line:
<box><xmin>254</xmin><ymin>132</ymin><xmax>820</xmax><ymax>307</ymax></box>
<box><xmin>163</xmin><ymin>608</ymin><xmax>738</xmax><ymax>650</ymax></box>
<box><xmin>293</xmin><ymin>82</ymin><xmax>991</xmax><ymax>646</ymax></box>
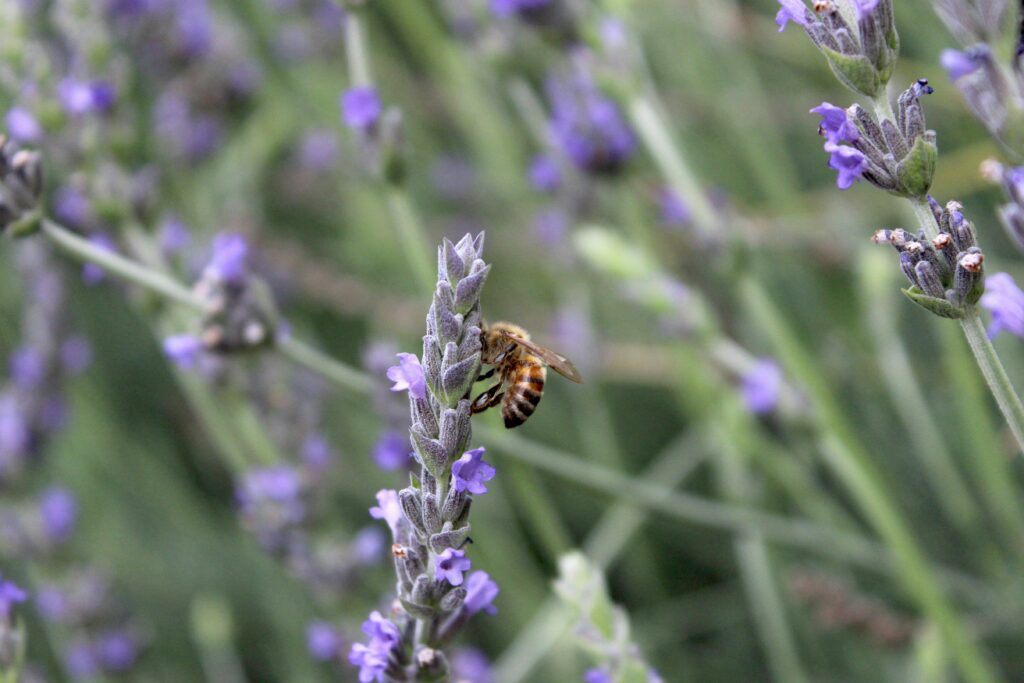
<box><xmin>472</xmin><ymin>321</ymin><xmax>583</xmax><ymax>428</ymax></box>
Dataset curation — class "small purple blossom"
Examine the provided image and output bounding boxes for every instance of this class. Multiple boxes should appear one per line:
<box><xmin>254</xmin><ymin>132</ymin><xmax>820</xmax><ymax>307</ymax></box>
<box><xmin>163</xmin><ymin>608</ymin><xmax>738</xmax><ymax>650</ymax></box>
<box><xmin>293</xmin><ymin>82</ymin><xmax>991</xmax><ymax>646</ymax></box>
<box><xmin>6</xmin><ymin>107</ymin><xmax>42</xmax><ymax>143</ymax></box>
<box><xmin>205</xmin><ymin>233</ymin><xmax>249</xmax><ymax>284</ymax></box>
<box><xmin>852</xmin><ymin>0</ymin><xmax>879</xmax><ymax>19</ymax></box>
<box><xmin>162</xmin><ymin>334</ymin><xmax>203</xmax><ymax>369</ymax></box>
<box><xmin>584</xmin><ymin>669</ymin><xmax>613</xmax><ymax>683</ymax></box>
<box><xmin>301</xmin><ymin>432</ymin><xmax>333</xmax><ymax>471</ymax></box>
<box><xmin>0</xmin><ymin>574</ymin><xmax>27</xmax><ymax>618</ymax></box>
<box><xmin>775</xmin><ymin>0</ymin><xmax>809</xmax><ymax>31</ymax></box>
<box><xmin>371</xmin><ymin>431</ymin><xmax>409</xmax><ymax>471</ymax></box>
<box><xmin>824</xmin><ymin>142</ymin><xmax>868</xmax><ymax>190</ymax></box>
<box><xmin>237</xmin><ymin>466</ymin><xmax>303</xmax><ymax>521</ymax></box>
<box><xmin>57</xmin><ymin>79</ymin><xmax>116</xmax><ymax>116</ymax></box>
<box><xmin>10</xmin><ymin>346</ymin><xmax>44</xmax><ymax>388</ymax></box>
<box><xmin>158</xmin><ymin>217</ymin><xmax>191</xmax><ymax>255</ymax></box>
<box><xmin>307</xmin><ymin>620</ymin><xmax>343</xmax><ymax>661</ymax></box>
<box><xmin>0</xmin><ymin>393</ymin><xmax>30</xmax><ymax>466</ymax></box>
<box><xmin>386</xmin><ymin>353</ymin><xmax>426</xmax><ymax>400</ymax></box>
<box><xmin>435</xmin><ymin>548</ymin><xmax>472</xmax><ymax>586</ymax></box>
<box><xmin>534</xmin><ymin>207</ymin><xmax>569</xmax><ymax>246</ymax></box>
<box><xmin>548</xmin><ymin>72</ymin><xmax>635</xmax><ymax>174</ymax></box>
<box><xmin>528</xmin><ymin>155</ymin><xmax>561</xmax><ymax>192</ymax></box>
<box><xmin>981</xmin><ymin>272</ymin><xmax>1024</xmax><ymax>338</ymax></box>
<box><xmin>451</xmin><ymin>648</ymin><xmax>495</xmax><ymax>683</ymax></box>
<box><xmin>348</xmin><ymin>611</ymin><xmax>400</xmax><ymax>683</ymax></box>
<box><xmin>351</xmin><ymin>526</ymin><xmax>386</xmax><ymax>565</ymax></box>
<box><xmin>369</xmin><ymin>489</ymin><xmax>403</xmax><ymax>537</ymax></box>
<box><xmin>39</xmin><ymin>487</ymin><xmax>78</xmax><ymax>544</ymax></box>
<box><xmin>54</xmin><ymin>186</ymin><xmax>94</xmax><ymax>229</ymax></box>
<box><xmin>298</xmin><ymin>129</ymin><xmax>339</xmax><ymax>170</ymax></box>
<box><xmin>341</xmin><ymin>87</ymin><xmax>382</xmax><ymax>131</ymax></box>
<box><xmin>463</xmin><ymin>570</ymin><xmax>499</xmax><ymax>615</ymax></box>
<box><xmin>941</xmin><ymin>48</ymin><xmax>983</xmax><ymax>81</ymax></box>
<box><xmin>658</xmin><ymin>188</ymin><xmax>691</xmax><ymax>228</ymax></box>
<box><xmin>451</xmin><ymin>447</ymin><xmax>496</xmax><ymax>495</ymax></box>
<box><xmin>810</xmin><ymin>102</ymin><xmax>859</xmax><ymax>144</ymax></box>
<box><xmin>65</xmin><ymin>641</ymin><xmax>98</xmax><ymax>679</ymax></box>
<box><xmin>741</xmin><ymin>358</ymin><xmax>783</xmax><ymax>415</ymax></box>
<box><xmin>96</xmin><ymin>630</ymin><xmax>138</xmax><ymax>671</ymax></box>
<box><xmin>61</xmin><ymin>337</ymin><xmax>93</xmax><ymax>375</ymax></box>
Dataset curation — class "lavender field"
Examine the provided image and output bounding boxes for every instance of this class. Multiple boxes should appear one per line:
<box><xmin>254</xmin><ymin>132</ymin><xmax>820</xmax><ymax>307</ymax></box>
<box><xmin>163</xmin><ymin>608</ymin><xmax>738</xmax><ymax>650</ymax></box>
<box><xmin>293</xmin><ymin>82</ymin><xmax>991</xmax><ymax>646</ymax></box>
<box><xmin>2</xmin><ymin>0</ymin><xmax>1024</xmax><ymax>681</ymax></box>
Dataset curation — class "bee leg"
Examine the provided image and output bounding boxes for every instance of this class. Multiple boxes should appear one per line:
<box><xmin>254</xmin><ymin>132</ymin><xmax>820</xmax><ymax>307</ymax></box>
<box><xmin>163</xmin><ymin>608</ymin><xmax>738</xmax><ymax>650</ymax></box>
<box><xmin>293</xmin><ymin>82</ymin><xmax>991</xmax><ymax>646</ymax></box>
<box><xmin>471</xmin><ymin>384</ymin><xmax>504</xmax><ymax>414</ymax></box>
<box><xmin>476</xmin><ymin>367</ymin><xmax>496</xmax><ymax>382</ymax></box>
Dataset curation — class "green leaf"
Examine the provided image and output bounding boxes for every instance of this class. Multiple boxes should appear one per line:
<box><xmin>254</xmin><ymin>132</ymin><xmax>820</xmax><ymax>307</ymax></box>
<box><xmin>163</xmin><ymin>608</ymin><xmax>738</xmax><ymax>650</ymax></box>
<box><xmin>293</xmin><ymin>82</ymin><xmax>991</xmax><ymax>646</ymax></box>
<box><xmin>902</xmin><ymin>287</ymin><xmax>965</xmax><ymax>319</ymax></box>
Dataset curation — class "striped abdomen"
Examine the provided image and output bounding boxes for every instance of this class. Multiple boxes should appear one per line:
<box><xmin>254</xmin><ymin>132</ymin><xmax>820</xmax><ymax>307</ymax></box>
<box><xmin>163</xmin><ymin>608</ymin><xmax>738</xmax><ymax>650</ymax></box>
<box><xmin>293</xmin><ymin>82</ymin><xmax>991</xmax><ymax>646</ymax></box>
<box><xmin>502</xmin><ymin>357</ymin><xmax>546</xmax><ymax>428</ymax></box>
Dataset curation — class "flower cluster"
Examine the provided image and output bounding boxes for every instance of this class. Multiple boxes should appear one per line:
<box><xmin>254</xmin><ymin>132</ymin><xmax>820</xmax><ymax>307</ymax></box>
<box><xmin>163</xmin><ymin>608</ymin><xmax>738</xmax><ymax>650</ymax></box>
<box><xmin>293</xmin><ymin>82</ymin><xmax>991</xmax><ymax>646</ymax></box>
<box><xmin>348</xmin><ymin>234</ymin><xmax>500</xmax><ymax>682</ymax></box>
<box><xmin>871</xmin><ymin>199</ymin><xmax>985</xmax><ymax>318</ymax></box>
<box><xmin>981</xmin><ymin>159</ymin><xmax>1024</xmax><ymax>251</ymax></box>
<box><xmin>0</xmin><ymin>573</ymin><xmax>27</xmax><ymax>676</ymax></box>
<box><xmin>934</xmin><ymin>0</ymin><xmax>1023</xmax><ymax>156</ymax></box>
<box><xmin>810</xmin><ymin>80</ymin><xmax>936</xmax><ymax>196</ymax></box>
<box><xmin>554</xmin><ymin>552</ymin><xmax>662</xmax><ymax>683</ymax></box>
<box><xmin>340</xmin><ymin>83</ymin><xmax>405</xmax><ymax>184</ymax></box>
<box><xmin>776</xmin><ymin>0</ymin><xmax>898</xmax><ymax>97</ymax></box>
<box><xmin>163</xmin><ymin>233</ymin><xmax>279</xmax><ymax>368</ymax></box>
<box><xmin>980</xmin><ymin>272</ymin><xmax>1024</xmax><ymax>339</ymax></box>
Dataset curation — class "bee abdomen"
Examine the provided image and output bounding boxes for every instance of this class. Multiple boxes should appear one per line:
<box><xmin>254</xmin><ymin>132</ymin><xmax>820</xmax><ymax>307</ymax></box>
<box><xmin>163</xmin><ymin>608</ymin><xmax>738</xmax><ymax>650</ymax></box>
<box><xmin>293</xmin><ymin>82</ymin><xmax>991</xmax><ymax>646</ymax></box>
<box><xmin>502</xmin><ymin>362</ymin><xmax>545</xmax><ymax>428</ymax></box>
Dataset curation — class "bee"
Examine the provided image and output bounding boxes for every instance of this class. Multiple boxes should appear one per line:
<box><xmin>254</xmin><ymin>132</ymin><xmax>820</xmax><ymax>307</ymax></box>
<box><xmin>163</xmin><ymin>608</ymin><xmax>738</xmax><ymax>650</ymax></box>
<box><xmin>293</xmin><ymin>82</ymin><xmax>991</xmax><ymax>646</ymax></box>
<box><xmin>472</xmin><ymin>321</ymin><xmax>583</xmax><ymax>428</ymax></box>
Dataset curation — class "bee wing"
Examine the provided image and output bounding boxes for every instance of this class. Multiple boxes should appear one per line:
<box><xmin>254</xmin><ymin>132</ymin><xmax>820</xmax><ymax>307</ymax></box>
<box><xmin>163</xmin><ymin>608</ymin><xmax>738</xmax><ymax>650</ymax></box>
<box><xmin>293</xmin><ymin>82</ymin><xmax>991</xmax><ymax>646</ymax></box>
<box><xmin>500</xmin><ymin>331</ymin><xmax>584</xmax><ymax>383</ymax></box>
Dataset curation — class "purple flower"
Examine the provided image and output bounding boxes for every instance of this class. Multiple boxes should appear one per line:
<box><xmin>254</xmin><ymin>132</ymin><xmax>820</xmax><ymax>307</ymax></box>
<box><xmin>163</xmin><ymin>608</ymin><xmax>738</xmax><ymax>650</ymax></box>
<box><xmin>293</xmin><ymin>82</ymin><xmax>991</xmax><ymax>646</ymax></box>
<box><xmin>0</xmin><ymin>574</ymin><xmax>27</xmax><ymax>619</ymax></box>
<box><xmin>57</xmin><ymin>79</ymin><xmax>116</xmax><ymax>116</ymax></box>
<box><xmin>775</xmin><ymin>0</ymin><xmax>809</xmax><ymax>31</ymax></box>
<box><xmin>528</xmin><ymin>155</ymin><xmax>561</xmax><ymax>192</ymax></box>
<box><xmin>82</xmin><ymin>233</ymin><xmax>117</xmax><ymax>286</ymax></box>
<box><xmin>810</xmin><ymin>103</ymin><xmax>859</xmax><ymax>144</ymax></box>
<box><xmin>463</xmin><ymin>570</ymin><xmax>499</xmax><ymax>615</ymax></box>
<box><xmin>853</xmin><ymin>0</ymin><xmax>879</xmax><ymax>19</ymax></box>
<box><xmin>386</xmin><ymin>353</ymin><xmax>426</xmax><ymax>399</ymax></box>
<box><xmin>435</xmin><ymin>548</ymin><xmax>472</xmax><ymax>586</ymax></box>
<box><xmin>941</xmin><ymin>49</ymin><xmax>983</xmax><ymax>81</ymax></box>
<box><xmin>369</xmin><ymin>489</ymin><xmax>403</xmax><ymax>537</ymax></box>
<box><xmin>351</xmin><ymin>526</ymin><xmax>386</xmax><ymax>565</ymax></box>
<box><xmin>584</xmin><ymin>669</ymin><xmax>613</xmax><ymax>683</ymax></box>
<box><xmin>307</xmin><ymin>620</ymin><xmax>342</xmax><ymax>661</ymax></box>
<box><xmin>39</xmin><ymin>487</ymin><xmax>78</xmax><ymax>544</ymax></box>
<box><xmin>158</xmin><ymin>217</ymin><xmax>191</xmax><ymax>255</ymax></box>
<box><xmin>176</xmin><ymin>0</ymin><xmax>213</xmax><ymax>56</ymax></box>
<box><xmin>0</xmin><ymin>393</ymin><xmax>29</xmax><ymax>465</ymax></box>
<box><xmin>658</xmin><ymin>187</ymin><xmax>691</xmax><ymax>227</ymax></box>
<box><xmin>341</xmin><ymin>87</ymin><xmax>382</xmax><ymax>130</ymax></box>
<box><xmin>205</xmin><ymin>233</ymin><xmax>249</xmax><ymax>284</ymax></box>
<box><xmin>66</xmin><ymin>641</ymin><xmax>98</xmax><ymax>679</ymax></box>
<box><xmin>301</xmin><ymin>432</ymin><xmax>333</xmax><ymax>471</ymax></box>
<box><xmin>741</xmin><ymin>359</ymin><xmax>783</xmax><ymax>415</ymax></box>
<box><xmin>54</xmin><ymin>186</ymin><xmax>94</xmax><ymax>229</ymax></box>
<box><xmin>238</xmin><ymin>466</ymin><xmax>303</xmax><ymax>517</ymax></box>
<box><xmin>981</xmin><ymin>272</ymin><xmax>1024</xmax><ymax>338</ymax></box>
<box><xmin>451</xmin><ymin>447</ymin><xmax>496</xmax><ymax>495</ymax></box>
<box><xmin>10</xmin><ymin>346</ymin><xmax>44</xmax><ymax>388</ymax></box>
<box><xmin>6</xmin><ymin>107</ymin><xmax>42</xmax><ymax>143</ymax></box>
<box><xmin>298</xmin><ymin>129</ymin><xmax>339</xmax><ymax>170</ymax></box>
<box><xmin>548</xmin><ymin>73</ymin><xmax>635</xmax><ymax>174</ymax></box>
<box><xmin>35</xmin><ymin>585</ymin><xmax>67</xmax><ymax>622</ymax></box>
<box><xmin>96</xmin><ymin>630</ymin><xmax>138</xmax><ymax>671</ymax></box>
<box><xmin>372</xmin><ymin>431</ymin><xmax>409</xmax><ymax>471</ymax></box>
<box><xmin>349</xmin><ymin>611</ymin><xmax>400</xmax><ymax>683</ymax></box>
<box><xmin>824</xmin><ymin>142</ymin><xmax>867</xmax><ymax>190</ymax></box>
<box><xmin>61</xmin><ymin>337</ymin><xmax>93</xmax><ymax>375</ymax></box>
<box><xmin>451</xmin><ymin>648</ymin><xmax>495</xmax><ymax>683</ymax></box>
<box><xmin>163</xmin><ymin>334</ymin><xmax>203</xmax><ymax>369</ymax></box>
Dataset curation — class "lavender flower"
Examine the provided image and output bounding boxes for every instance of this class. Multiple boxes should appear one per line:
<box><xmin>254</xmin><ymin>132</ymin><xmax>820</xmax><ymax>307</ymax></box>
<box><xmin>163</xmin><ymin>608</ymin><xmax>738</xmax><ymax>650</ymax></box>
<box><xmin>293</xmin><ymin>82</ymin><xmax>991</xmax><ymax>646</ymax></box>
<box><xmin>451</xmin><ymin>648</ymin><xmax>495</xmax><ymax>683</ymax></box>
<box><xmin>528</xmin><ymin>154</ymin><xmax>561</xmax><ymax>192</ymax></box>
<box><xmin>741</xmin><ymin>359</ymin><xmax>783</xmax><ymax>415</ymax></box>
<box><xmin>386</xmin><ymin>353</ymin><xmax>427</xmax><ymax>400</ymax></box>
<box><xmin>435</xmin><ymin>548</ymin><xmax>471</xmax><ymax>586</ymax></box>
<box><xmin>341</xmin><ymin>87</ymin><xmax>382</xmax><ymax>131</ymax></box>
<box><xmin>236</xmin><ymin>465</ymin><xmax>305</xmax><ymax>551</ymax></box>
<box><xmin>348</xmin><ymin>611</ymin><xmax>401</xmax><ymax>683</ymax></box>
<box><xmin>162</xmin><ymin>334</ymin><xmax>203</xmax><ymax>369</ymax></box>
<box><xmin>775</xmin><ymin>0</ymin><xmax>898</xmax><ymax>97</ymax></box>
<box><xmin>548</xmin><ymin>69</ymin><xmax>635</xmax><ymax>175</ymax></box>
<box><xmin>39</xmin><ymin>487</ymin><xmax>78</xmax><ymax>544</ymax></box>
<box><xmin>463</xmin><ymin>570</ymin><xmax>499</xmax><ymax>615</ymax></box>
<box><xmin>0</xmin><ymin>576</ymin><xmax>26</xmax><ymax>619</ymax></box>
<box><xmin>940</xmin><ymin>48</ymin><xmax>984</xmax><ymax>80</ymax></box>
<box><xmin>204</xmin><ymin>233</ymin><xmax>248</xmax><ymax>284</ymax></box>
<box><xmin>584</xmin><ymin>669</ymin><xmax>613</xmax><ymax>683</ymax></box>
<box><xmin>372</xmin><ymin>431</ymin><xmax>409</xmax><ymax>471</ymax></box>
<box><xmin>658</xmin><ymin>188</ymin><xmax>691</xmax><ymax>228</ymax></box>
<box><xmin>451</xmin><ymin>447</ymin><xmax>495</xmax><ymax>495</ymax></box>
<box><xmin>352</xmin><ymin>234</ymin><xmax>492</xmax><ymax>680</ymax></box>
<box><xmin>5</xmin><ymin>108</ymin><xmax>42</xmax><ymax>143</ymax></box>
<box><xmin>980</xmin><ymin>272</ymin><xmax>1024</xmax><ymax>338</ymax></box>
<box><xmin>982</xmin><ymin>160</ymin><xmax>1024</xmax><ymax>251</ymax></box>
<box><xmin>810</xmin><ymin>82</ymin><xmax>937</xmax><ymax>198</ymax></box>
<box><xmin>307</xmin><ymin>620</ymin><xmax>343</xmax><ymax>662</ymax></box>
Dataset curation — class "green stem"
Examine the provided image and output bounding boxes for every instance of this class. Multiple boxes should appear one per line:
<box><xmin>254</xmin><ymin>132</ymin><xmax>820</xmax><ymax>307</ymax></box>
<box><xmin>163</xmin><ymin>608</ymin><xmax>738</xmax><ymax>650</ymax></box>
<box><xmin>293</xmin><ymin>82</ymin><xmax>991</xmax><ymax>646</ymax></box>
<box><xmin>41</xmin><ymin>219</ymin><xmax>203</xmax><ymax>311</ymax></box>
<box><xmin>626</xmin><ymin>92</ymin><xmax>718</xmax><ymax>239</ymax></box>
<box><xmin>959</xmin><ymin>313</ymin><xmax>1024</xmax><ymax>455</ymax></box>
<box><xmin>384</xmin><ymin>187</ymin><xmax>436</xmax><ymax>294</ymax></box>
<box><xmin>344</xmin><ymin>10</ymin><xmax>372</xmax><ymax>88</ymax></box>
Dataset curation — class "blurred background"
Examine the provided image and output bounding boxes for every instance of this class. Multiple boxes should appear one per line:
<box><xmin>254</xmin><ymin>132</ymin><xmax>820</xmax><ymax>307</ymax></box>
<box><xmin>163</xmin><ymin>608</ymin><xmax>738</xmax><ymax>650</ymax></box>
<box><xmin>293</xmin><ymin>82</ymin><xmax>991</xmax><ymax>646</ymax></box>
<box><xmin>1</xmin><ymin>0</ymin><xmax>1024</xmax><ymax>681</ymax></box>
